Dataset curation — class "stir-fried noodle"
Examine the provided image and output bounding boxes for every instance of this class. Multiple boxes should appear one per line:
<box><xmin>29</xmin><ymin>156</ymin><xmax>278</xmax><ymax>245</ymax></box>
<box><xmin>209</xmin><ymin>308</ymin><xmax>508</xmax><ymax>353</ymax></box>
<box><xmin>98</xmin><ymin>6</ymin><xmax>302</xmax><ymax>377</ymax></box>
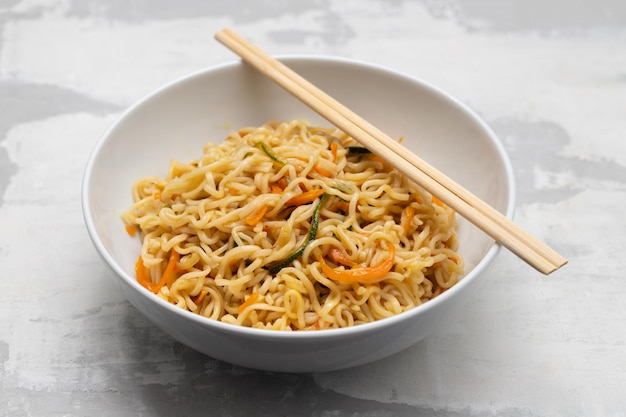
<box><xmin>122</xmin><ymin>120</ymin><xmax>463</xmax><ymax>330</ymax></box>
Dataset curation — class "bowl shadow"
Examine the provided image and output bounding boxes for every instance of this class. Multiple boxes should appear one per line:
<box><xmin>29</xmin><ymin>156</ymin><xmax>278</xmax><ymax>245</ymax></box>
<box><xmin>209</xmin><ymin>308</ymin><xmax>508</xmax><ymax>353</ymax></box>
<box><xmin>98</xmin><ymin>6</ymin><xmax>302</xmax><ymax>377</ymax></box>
<box><xmin>111</xmin><ymin>304</ymin><xmax>429</xmax><ymax>416</ymax></box>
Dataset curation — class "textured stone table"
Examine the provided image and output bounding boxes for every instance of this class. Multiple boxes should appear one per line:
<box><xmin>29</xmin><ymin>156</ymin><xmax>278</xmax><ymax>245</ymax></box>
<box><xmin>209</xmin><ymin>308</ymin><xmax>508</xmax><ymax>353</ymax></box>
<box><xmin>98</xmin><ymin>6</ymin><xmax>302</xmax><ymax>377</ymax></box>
<box><xmin>1</xmin><ymin>1</ymin><xmax>625</xmax><ymax>415</ymax></box>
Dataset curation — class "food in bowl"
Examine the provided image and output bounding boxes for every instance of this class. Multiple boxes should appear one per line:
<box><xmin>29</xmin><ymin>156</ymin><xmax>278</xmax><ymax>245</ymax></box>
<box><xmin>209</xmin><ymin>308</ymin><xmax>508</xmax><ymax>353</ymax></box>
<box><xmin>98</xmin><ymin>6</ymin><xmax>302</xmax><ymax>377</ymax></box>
<box><xmin>82</xmin><ymin>56</ymin><xmax>514</xmax><ymax>372</ymax></box>
<box><xmin>121</xmin><ymin>119</ymin><xmax>464</xmax><ymax>330</ymax></box>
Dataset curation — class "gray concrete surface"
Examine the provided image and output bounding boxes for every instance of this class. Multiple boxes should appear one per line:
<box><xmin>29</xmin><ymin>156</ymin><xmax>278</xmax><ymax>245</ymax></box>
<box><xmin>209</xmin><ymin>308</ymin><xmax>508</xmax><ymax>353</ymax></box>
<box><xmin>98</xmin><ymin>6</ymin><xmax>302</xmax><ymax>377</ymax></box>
<box><xmin>1</xmin><ymin>0</ymin><xmax>625</xmax><ymax>415</ymax></box>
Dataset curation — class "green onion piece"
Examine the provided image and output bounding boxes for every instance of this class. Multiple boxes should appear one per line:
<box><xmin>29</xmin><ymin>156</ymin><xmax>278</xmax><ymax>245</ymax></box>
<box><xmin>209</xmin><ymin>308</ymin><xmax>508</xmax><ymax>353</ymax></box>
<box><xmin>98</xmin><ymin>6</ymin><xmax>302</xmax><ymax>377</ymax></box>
<box><xmin>255</xmin><ymin>142</ymin><xmax>287</xmax><ymax>165</ymax></box>
<box><xmin>329</xmin><ymin>181</ymin><xmax>354</xmax><ymax>193</ymax></box>
<box><xmin>268</xmin><ymin>194</ymin><xmax>328</xmax><ymax>274</ymax></box>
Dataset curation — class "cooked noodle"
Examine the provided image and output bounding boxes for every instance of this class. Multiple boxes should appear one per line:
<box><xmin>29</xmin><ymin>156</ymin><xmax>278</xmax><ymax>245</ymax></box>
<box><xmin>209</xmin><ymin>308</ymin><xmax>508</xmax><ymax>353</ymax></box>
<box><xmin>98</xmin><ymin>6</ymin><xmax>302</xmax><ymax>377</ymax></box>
<box><xmin>122</xmin><ymin>120</ymin><xmax>463</xmax><ymax>330</ymax></box>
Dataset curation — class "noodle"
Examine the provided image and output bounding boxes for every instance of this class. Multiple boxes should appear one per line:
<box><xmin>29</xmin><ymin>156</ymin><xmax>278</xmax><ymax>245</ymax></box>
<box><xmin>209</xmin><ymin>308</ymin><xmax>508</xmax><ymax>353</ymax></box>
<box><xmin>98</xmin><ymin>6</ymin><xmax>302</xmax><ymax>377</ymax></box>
<box><xmin>122</xmin><ymin>120</ymin><xmax>464</xmax><ymax>330</ymax></box>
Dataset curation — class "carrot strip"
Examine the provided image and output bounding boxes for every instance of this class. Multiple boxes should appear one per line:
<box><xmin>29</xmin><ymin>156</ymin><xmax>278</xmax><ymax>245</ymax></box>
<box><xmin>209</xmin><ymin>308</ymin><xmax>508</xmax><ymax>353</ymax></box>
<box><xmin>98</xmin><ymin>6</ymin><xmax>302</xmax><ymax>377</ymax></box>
<box><xmin>328</xmin><ymin>201</ymin><xmax>350</xmax><ymax>214</ymax></box>
<box><xmin>270</xmin><ymin>177</ymin><xmax>288</xmax><ymax>194</ymax></box>
<box><xmin>327</xmin><ymin>246</ymin><xmax>358</xmax><ymax>267</ymax></box>
<box><xmin>135</xmin><ymin>255</ymin><xmax>153</xmax><ymax>290</ymax></box>
<box><xmin>151</xmin><ymin>250</ymin><xmax>180</xmax><ymax>293</ymax></box>
<box><xmin>285</xmin><ymin>189</ymin><xmax>325</xmax><ymax>207</ymax></box>
<box><xmin>320</xmin><ymin>244</ymin><xmax>395</xmax><ymax>283</ymax></box>
<box><xmin>330</xmin><ymin>142</ymin><xmax>338</xmax><ymax>162</ymax></box>
<box><xmin>432</xmin><ymin>195</ymin><xmax>445</xmax><ymax>207</ymax></box>
<box><xmin>165</xmin><ymin>250</ymin><xmax>180</xmax><ymax>287</ymax></box>
<box><xmin>238</xmin><ymin>293</ymin><xmax>260</xmax><ymax>313</ymax></box>
<box><xmin>313</xmin><ymin>164</ymin><xmax>333</xmax><ymax>177</ymax></box>
<box><xmin>125</xmin><ymin>225</ymin><xmax>137</xmax><ymax>236</ymax></box>
<box><xmin>192</xmin><ymin>289</ymin><xmax>208</xmax><ymax>305</ymax></box>
<box><xmin>402</xmin><ymin>206</ymin><xmax>416</xmax><ymax>234</ymax></box>
<box><xmin>154</xmin><ymin>192</ymin><xmax>162</xmax><ymax>201</ymax></box>
<box><xmin>245</xmin><ymin>204</ymin><xmax>268</xmax><ymax>226</ymax></box>
<box><xmin>370</xmin><ymin>155</ymin><xmax>392</xmax><ymax>172</ymax></box>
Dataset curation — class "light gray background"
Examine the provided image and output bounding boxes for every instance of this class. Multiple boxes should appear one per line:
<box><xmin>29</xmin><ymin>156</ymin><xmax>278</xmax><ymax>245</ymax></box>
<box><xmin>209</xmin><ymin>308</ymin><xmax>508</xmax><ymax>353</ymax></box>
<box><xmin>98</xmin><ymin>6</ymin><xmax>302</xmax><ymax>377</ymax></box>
<box><xmin>1</xmin><ymin>0</ymin><xmax>625</xmax><ymax>416</ymax></box>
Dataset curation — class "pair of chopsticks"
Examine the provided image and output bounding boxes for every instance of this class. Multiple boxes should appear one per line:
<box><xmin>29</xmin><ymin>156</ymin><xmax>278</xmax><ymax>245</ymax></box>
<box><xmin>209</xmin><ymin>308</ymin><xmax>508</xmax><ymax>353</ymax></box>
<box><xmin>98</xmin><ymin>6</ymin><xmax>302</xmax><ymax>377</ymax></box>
<box><xmin>215</xmin><ymin>28</ymin><xmax>567</xmax><ymax>275</ymax></box>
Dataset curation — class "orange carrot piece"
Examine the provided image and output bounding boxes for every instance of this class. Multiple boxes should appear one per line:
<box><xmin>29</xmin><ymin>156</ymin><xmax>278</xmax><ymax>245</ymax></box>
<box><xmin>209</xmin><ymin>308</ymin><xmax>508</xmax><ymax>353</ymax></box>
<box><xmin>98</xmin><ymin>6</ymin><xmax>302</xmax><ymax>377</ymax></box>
<box><xmin>320</xmin><ymin>244</ymin><xmax>395</xmax><ymax>283</ymax></box>
<box><xmin>150</xmin><ymin>250</ymin><xmax>180</xmax><ymax>293</ymax></box>
<box><xmin>154</xmin><ymin>192</ymin><xmax>162</xmax><ymax>201</ymax></box>
<box><xmin>164</xmin><ymin>250</ymin><xmax>180</xmax><ymax>288</ymax></box>
<box><xmin>125</xmin><ymin>225</ymin><xmax>137</xmax><ymax>236</ymax></box>
<box><xmin>285</xmin><ymin>189</ymin><xmax>325</xmax><ymax>207</ymax></box>
<box><xmin>313</xmin><ymin>164</ymin><xmax>333</xmax><ymax>177</ymax></box>
<box><xmin>370</xmin><ymin>155</ymin><xmax>392</xmax><ymax>172</ymax></box>
<box><xmin>270</xmin><ymin>184</ymin><xmax>283</xmax><ymax>194</ymax></box>
<box><xmin>245</xmin><ymin>204</ymin><xmax>268</xmax><ymax>226</ymax></box>
<box><xmin>432</xmin><ymin>195</ymin><xmax>445</xmax><ymax>207</ymax></box>
<box><xmin>238</xmin><ymin>293</ymin><xmax>260</xmax><ymax>314</ymax></box>
<box><xmin>277</xmin><ymin>177</ymin><xmax>288</xmax><ymax>190</ymax></box>
<box><xmin>327</xmin><ymin>246</ymin><xmax>358</xmax><ymax>267</ymax></box>
<box><xmin>328</xmin><ymin>201</ymin><xmax>350</xmax><ymax>214</ymax></box>
<box><xmin>330</xmin><ymin>142</ymin><xmax>338</xmax><ymax>162</ymax></box>
<box><xmin>402</xmin><ymin>206</ymin><xmax>416</xmax><ymax>234</ymax></box>
<box><xmin>192</xmin><ymin>290</ymin><xmax>208</xmax><ymax>305</ymax></box>
<box><xmin>135</xmin><ymin>255</ymin><xmax>153</xmax><ymax>291</ymax></box>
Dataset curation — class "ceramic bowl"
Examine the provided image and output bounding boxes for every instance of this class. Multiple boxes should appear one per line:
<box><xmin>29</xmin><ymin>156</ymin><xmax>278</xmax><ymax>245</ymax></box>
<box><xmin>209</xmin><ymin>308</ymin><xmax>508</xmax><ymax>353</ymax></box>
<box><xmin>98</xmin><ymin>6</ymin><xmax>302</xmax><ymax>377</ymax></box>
<box><xmin>82</xmin><ymin>56</ymin><xmax>515</xmax><ymax>373</ymax></box>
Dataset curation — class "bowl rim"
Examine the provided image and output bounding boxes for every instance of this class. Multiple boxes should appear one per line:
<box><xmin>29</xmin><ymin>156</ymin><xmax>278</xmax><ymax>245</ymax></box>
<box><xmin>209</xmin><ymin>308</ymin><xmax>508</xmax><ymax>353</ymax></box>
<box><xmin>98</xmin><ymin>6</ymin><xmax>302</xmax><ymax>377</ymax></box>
<box><xmin>81</xmin><ymin>54</ymin><xmax>516</xmax><ymax>340</ymax></box>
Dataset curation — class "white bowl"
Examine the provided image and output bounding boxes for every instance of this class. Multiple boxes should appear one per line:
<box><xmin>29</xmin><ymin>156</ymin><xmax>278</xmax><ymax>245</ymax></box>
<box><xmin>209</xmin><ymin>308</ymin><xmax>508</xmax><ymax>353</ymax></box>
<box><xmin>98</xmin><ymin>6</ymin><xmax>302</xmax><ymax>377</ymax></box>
<box><xmin>82</xmin><ymin>56</ymin><xmax>515</xmax><ymax>373</ymax></box>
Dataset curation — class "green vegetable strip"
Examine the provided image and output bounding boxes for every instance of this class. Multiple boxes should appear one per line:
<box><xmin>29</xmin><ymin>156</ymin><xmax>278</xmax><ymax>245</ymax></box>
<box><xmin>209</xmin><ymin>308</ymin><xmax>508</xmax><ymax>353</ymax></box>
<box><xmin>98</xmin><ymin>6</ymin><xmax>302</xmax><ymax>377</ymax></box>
<box><xmin>268</xmin><ymin>194</ymin><xmax>328</xmax><ymax>274</ymax></box>
<box><xmin>255</xmin><ymin>141</ymin><xmax>287</xmax><ymax>165</ymax></box>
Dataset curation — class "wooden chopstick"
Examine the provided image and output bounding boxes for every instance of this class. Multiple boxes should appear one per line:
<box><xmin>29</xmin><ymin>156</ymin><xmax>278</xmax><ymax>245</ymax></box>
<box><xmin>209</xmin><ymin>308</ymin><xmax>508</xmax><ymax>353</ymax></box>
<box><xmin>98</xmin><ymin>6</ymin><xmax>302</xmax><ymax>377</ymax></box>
<box><xmin>215</xmin><ymin>28</ymin><xmax>568</xmax><ymax>274</ymax></box>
